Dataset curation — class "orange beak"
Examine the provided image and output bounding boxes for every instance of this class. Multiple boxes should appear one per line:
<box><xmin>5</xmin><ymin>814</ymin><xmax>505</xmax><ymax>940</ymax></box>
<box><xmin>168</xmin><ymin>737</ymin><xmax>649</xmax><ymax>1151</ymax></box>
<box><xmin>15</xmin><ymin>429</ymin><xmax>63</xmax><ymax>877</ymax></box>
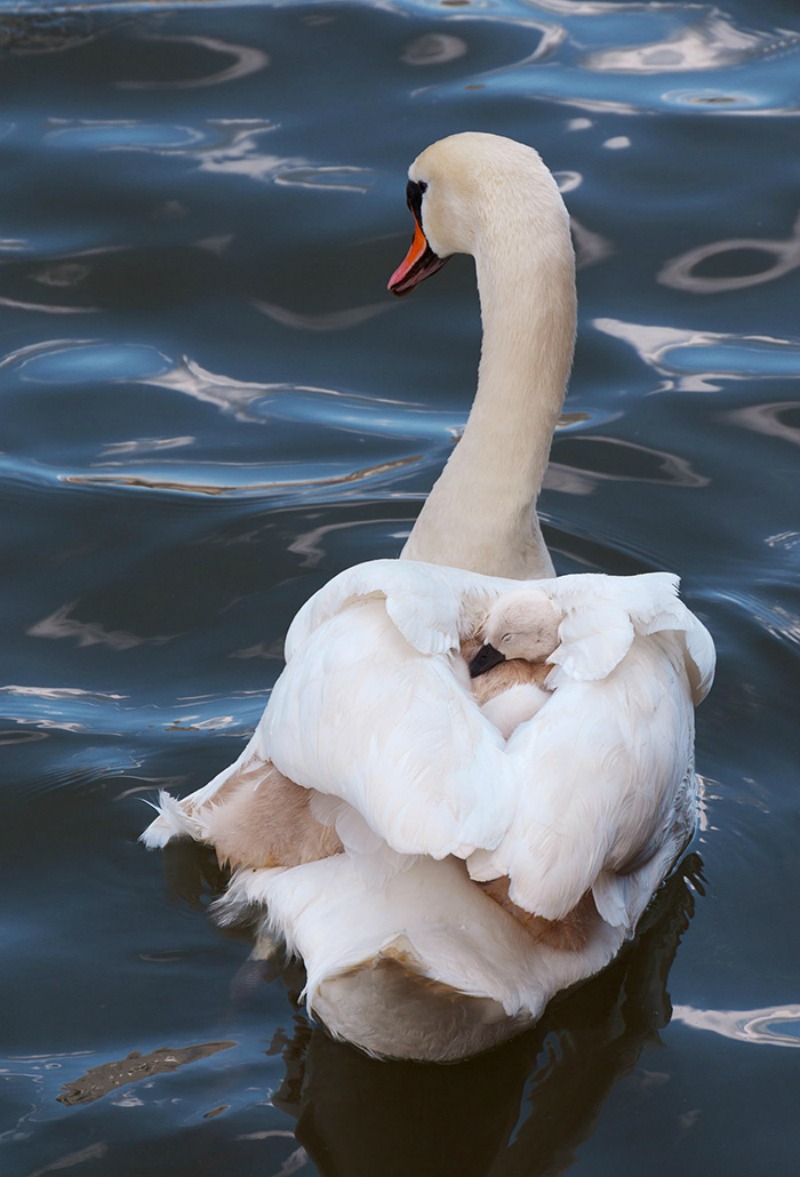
<box><xmin>388</xmin><ymin>218</ymin><xmax>449</xmax><ymax>296</ymax></box>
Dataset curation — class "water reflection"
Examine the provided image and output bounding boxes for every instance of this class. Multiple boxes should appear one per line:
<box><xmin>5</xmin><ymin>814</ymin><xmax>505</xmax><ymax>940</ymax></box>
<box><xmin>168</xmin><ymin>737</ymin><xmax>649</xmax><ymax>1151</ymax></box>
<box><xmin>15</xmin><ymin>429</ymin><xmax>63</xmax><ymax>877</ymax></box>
<box><xmin>33</xmin><ymin>262</ymin><xmax>90</xmax><ymax>289</ymax></box>
<box><xmin>270</xmin><ymin>854</ymin><xmax>703</xmax><ymax>1177</ymax></box>
<box><xmin>0</xmin><ymin>293</ymin><xmax>98</xmax><ymax>315</ymax></box>
<box><xmin>402</xmin><ymin>33</ymin><xmax>468</xmax><ymax>66</ymax></box>
<box><xmin>254</xmin><ymin>298</ymin><xmax>391</xmax><ymax>330</ymax></box>
<box><xmin>119</xmin><ymin>34</ymin><xmax>269</xmax><ymax>90</ymax></box>
<box><xmin>548</xmin><ymin>435</ymin><xmax>709</xmax><ymax>490</ymax></box>
<box><xmin>728</xmin><ymin>401</ymin><xmax>800</xmax><ymax>447</ymax></box>
<box><xmin>594</xmin><ymin>319</ymin><xmax>800</xmax><ymax>392</ymax></box>
<box><xmin>582</xmin><ymin>11</ymin><xmax>788</xmax><ymax>74</ymax></box>
<box><xmin>673</xmin><ymin>1003</ymin><xmax>800</xmax><ymax>1049</ymax></box>
<box><xmin>28</xmin><ymin>600</ymin><xmax>176</xmax><ymax>650</ymax></box>
<box><xmin>659</xmin><ymin>211</ymin><xmax>800</xmax><ymax>293</ymax></box>
<box><xmin>455</xmin><ymin>2</ymin><xmax>800</xmax><ymax>114</ymax></box>
<box><xmin>275</xmin><ymin>165</ymin><xmax>372</xmax><ymax>192</ymax></box>
<box><xmin>13</xmin><ymin>340</ymin><xmax>170</xmax><ymax>383</ymax></box>
<box><xmin>46</xmin><ymin>121</ymin><xmax>205</xmax><ymax>152</ymax></box>
<box><xmin>0</xmin><ymin>7</ymin><xmax>107</xmax><ymax>55</ymax></box>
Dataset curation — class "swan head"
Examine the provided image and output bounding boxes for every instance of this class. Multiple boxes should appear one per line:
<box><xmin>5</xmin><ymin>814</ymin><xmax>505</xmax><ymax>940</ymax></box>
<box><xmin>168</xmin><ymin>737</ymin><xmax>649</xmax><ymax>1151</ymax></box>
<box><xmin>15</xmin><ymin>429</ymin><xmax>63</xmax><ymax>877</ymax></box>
<box><xmin>469</xmin><ymin>589</ymin><xmax>562</xmax><ymax>678</ymax></box>
<box><xmin>388</xmin><ymin>132</ymin><xmax>567</xmax><ymax>296</ymax></box>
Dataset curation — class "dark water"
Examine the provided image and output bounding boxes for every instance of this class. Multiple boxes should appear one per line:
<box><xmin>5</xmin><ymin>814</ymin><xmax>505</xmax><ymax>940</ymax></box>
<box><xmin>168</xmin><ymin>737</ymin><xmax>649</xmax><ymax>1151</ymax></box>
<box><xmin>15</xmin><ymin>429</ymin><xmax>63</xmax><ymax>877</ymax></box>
<box><xmin>1</xmin><ymin>1</ymin><xmax>798</xmax><ymax>1174</ymax></box>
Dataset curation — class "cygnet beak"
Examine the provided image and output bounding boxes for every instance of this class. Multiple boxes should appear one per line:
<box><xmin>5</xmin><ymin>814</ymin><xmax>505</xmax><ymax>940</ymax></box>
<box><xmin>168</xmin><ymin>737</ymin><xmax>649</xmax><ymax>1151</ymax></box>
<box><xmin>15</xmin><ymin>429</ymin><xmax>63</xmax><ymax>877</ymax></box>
<box><xmin>469</xmin><ymin>643</ymin><xmax>505</xmax><ymax>678</ymax></box>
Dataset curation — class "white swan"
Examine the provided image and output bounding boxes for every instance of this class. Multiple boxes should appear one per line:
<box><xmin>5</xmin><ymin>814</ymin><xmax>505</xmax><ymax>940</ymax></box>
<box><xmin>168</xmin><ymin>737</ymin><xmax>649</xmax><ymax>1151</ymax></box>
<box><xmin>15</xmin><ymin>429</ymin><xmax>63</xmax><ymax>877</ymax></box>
<box><xmin>142</xmin><ymin>133</ymin><xmax>715</xmax><ymax>1062</ymax></box>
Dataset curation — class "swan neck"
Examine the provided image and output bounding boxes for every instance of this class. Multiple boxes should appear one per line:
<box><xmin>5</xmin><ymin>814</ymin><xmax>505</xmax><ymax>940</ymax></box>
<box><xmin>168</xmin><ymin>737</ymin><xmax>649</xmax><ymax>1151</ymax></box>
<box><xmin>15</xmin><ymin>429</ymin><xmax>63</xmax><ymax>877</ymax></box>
<box><xmin>402</xmin><ymin>210</ymin><xmax>576</xmax><ymax>579</ymax></box>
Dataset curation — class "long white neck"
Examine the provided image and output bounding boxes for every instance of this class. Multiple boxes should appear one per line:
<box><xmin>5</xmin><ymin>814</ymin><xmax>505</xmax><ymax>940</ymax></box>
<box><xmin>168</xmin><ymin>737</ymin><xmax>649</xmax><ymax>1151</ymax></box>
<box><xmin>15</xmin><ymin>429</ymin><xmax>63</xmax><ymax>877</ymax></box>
<box><xmin>400</xmin><ymin>193</ymin><xmax>576</xmax><ymax>580</ymax></box>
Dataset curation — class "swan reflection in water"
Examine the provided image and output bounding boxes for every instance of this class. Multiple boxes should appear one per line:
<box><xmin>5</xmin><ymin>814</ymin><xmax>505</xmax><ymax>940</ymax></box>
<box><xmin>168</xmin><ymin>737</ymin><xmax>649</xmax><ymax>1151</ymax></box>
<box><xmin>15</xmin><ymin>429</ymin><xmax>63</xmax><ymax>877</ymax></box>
<box><xmin>164</xmin><ymin>844</ymin><xmax>704</xmax><ymax>1177</ymax></box>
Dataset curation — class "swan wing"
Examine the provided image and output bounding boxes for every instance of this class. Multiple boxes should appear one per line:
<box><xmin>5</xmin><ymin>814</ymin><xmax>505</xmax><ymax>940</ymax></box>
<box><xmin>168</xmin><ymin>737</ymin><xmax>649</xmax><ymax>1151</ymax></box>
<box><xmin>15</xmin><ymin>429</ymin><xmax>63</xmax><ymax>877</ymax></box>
<box><xmin>648</xmin><ymin>607</ymin><xmax>716</xmax><ymax>705</ymax></box>
<box><xmin>549</xmin><ymin>571</ymin><xmax>715</xmax><ymax>700</ymax></box>
<box><xmin>468</xmin><ymin>633</ymin><xmax>696</xmax><ymax>927</ymax></box>
<box><xmin>141</xmin><ymin>559</ymin><xmax>529</xmax><ymax>855</ymax></box>
<box><xmin>285</xmin><ymin>558</ymin><xmax>514</xmax><ymax>659</ymax></box>
<box><xmin>268</xmin><ymin>596</ymin><xmax>516</xmax><ymax>860</ymax></box>
<box><xmin>548</xmin><ymin>571</ymin><xmax>674</xmax><ymax>679</ymax></box>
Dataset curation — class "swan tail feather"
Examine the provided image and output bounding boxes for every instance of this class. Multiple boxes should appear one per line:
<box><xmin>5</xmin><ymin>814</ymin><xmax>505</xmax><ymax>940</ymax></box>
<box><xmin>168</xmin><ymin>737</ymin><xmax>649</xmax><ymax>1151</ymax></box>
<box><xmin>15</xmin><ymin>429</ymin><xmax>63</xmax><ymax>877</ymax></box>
<box><xmin>139</xmin><ymin>790</ymin><xmax>205</xmax><ymax>848</ymax></box>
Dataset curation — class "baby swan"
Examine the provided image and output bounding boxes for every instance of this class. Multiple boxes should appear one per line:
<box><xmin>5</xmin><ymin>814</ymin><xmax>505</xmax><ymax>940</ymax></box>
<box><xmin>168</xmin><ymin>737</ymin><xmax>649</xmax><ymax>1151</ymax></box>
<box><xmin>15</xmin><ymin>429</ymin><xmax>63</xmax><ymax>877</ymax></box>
<box><xmin>469</xmin><ymin>589</ymin><xmax>563</xmax><ymax>739</ymax></box>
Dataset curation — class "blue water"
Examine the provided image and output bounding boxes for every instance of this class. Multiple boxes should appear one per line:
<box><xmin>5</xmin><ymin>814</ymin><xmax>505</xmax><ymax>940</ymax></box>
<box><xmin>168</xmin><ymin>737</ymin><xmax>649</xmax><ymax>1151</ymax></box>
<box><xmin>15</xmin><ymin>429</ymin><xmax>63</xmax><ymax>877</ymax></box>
<box><xmin>1</xmin><ymin>2</ymin><xmax>798</xmax><ymax>1174</ymax></box>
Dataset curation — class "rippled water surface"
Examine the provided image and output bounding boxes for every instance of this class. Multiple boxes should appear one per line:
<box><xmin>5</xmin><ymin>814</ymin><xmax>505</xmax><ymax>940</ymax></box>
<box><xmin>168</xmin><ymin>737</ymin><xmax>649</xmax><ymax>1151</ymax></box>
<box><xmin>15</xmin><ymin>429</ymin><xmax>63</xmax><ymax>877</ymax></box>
<box><xmin>2</xmin><ymin>1</ymin><xmax>799</xmax><ymax>1174</ymax></box>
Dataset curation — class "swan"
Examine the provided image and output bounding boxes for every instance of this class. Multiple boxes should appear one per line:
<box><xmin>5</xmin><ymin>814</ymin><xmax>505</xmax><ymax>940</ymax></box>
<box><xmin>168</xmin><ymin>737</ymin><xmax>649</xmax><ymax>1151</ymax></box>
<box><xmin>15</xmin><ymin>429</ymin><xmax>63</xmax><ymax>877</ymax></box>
<box><xmin>468</xmin><ymin>588</ymin><xmax>562</xmax><ymax>737</ymax></box>
<box><xmin>141</xmin><ymin>132</ymin><xmax>715</xmax><ymax>1062</ymax></box>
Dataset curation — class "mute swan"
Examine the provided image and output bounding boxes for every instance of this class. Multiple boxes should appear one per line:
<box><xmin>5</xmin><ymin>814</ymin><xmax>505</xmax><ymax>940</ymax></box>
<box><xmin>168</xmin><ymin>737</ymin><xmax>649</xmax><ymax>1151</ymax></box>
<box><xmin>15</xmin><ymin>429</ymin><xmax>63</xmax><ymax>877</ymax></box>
<box><xmin>468</xmin><ymin>589</ymin><xmax>561</xmax><ymax>738</ymax></box>
<box><xmin>472</xmin><ymin>588</ymin><xmax>563</xmax><ymax>674</ymax></box>
<box><xmin>142</xmin><ymin>133</ymin><xmax>715</xmax><ymax>1062</ymax></box>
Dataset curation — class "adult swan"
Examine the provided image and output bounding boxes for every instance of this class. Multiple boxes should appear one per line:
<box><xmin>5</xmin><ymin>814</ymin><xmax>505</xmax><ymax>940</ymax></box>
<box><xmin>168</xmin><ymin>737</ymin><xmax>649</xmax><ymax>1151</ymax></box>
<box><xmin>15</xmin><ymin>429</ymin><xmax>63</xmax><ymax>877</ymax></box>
<box><xmin>142</xmin><ymin>133</ymin><xmax>714</xmax><ymax>1062</ymax></box>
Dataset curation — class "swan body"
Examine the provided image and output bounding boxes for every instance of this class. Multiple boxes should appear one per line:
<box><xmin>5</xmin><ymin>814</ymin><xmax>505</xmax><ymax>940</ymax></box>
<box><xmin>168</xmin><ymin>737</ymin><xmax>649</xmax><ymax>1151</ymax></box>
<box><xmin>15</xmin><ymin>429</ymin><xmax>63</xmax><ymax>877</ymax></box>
<box><xmin>141</xmin><ymin>133</ymin><xmax>715</xmax><ymax>1061</ymax></box>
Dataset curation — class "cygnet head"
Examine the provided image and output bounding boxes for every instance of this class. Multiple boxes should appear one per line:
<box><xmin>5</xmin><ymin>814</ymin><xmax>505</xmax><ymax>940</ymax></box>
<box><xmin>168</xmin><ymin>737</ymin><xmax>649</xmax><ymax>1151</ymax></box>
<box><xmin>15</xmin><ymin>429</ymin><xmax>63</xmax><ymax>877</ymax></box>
<box><xmin>469</xmin><ymin>589</ymin><xmax>562</xmax><ymax>678</ymax></box>
<box><xmin>388</xmin><ymin>131</ymin><xmax>570</xmax><ymax>295</ymax></box>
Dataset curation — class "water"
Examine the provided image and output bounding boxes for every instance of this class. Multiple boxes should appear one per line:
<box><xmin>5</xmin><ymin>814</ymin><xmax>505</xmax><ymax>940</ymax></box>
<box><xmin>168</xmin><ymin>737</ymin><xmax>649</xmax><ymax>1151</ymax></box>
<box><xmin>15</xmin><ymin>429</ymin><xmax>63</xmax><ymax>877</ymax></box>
<box><xmin>1</xmin><ymin>1</ymin><xmax>798</xmax><ymax>1173</ymax></box>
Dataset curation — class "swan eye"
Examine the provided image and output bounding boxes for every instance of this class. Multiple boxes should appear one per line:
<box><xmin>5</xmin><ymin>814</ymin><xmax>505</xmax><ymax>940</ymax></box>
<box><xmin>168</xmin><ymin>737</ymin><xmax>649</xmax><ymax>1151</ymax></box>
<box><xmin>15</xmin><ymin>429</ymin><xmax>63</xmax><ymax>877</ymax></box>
<box><xmin>501</xmin><ymin>633</ymin><xmax>513</xmax><ymax>645</ymax></box>
<box><xmin>406</xmin><ymin>179</ymin><xmax>427</xmax><ymax>220</ymax></box>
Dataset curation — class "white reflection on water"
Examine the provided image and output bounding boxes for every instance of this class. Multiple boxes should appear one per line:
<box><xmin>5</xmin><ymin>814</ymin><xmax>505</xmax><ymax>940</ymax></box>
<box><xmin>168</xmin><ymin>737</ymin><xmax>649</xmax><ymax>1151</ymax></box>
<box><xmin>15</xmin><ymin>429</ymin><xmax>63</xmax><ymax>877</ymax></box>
<box><xmin>45</xmin><ymin>113</ymin><xmax>370</xmax><ymax>198</ymax></box>
<box><xmin>0</xmin><ymin>686</ymin><xmax>129</xmax><ymax>738</ymax></box>
<box><xmin>193</xmin><ymin>120</ymin><xmax>369</xmax><ymax>191</ymax></box>
<box><xmin>0</xmin><ymin>686</ymin><xmax>127</xmax><ymax>702</ymax></box>
<box><xmin>288</xmin><ymin>520</ymin><xmax>362</xmax><ymax>567</ymax></box>
<box><xmin>254</xmin><ymin>298</ymin><xmax>392</xmax><ymax>331</ymax></box>
<box><xmin>582</xmin><ymin>11</ymin><xmax>787</xmax><ymax>74</ymax></box>
<box><xmin>402</xmin><ymin>32</ymin><xmax>468</xmax><ymax>66</ymax></box>
<box><xmin>673</xmin><ymin>1004</ymin><xmax>800</xmax><ymax>1048</ymax></box>
<box><xmin>274</xmin><ymin>165</ymin><xmax>372</xmax><ymax>193</ymax></box>
<box><xmin>0</xmin><ymin>294</ymin><xmax>98</xmax><ymax>315</ymax></box>
<box><xmin>0</xmin><ymin>237</ymin><xmax>33</xmax><ymax>253</ymax></box>
<box><xmin>765</xmin><ymin>531</ymin><xmax>800</xmax><ymax>554</ymax></box>
<box><xmin>9</xmin><ymin>339</ymin><xmax>171</xmax><ymax>384</ymax></box>
<box><xmin>46</xmin><ymin>120</ymin><xmax>205</xmax><ymax>152</ymax></box>
<box><xmin>145</xmin><ymin>355</ymin><xmax>292</xmax><ymax>421</ymax></box>
<box><xmin>447</xmin><ymin>3</ymin><xmax>800</xmax><ymax>116</ymax></box>
<box><xmin>27</xmin><ymin>602</ymin><xmax>175</xmax><ymax>650</ymax></box>
<box><xmin>554</xmin><ymin>169</ymin><xmax>582</xmax><ymax>193</ymax></box>
<box><xmin>728</xmin><ymin>402</ymin><xmax>800</xmax><ymax>448</ymax></box>
<box><xmin>548</xmin><ymin>435</ymin><xmax>708</xmax><ymax>490</ymax></box>
<box><xmin>410</xmin><ymin>13</ymin><xmax>564</xmax><ymax>99</ymax></box>
<box><xmin>594</xmin><ymin>319</ymin><xmax>800</xmax><ymax>392</ymax></box>
<box><xmin>659</xmin><ymin>211</ymin><xmax>800</xmax><ymax>294</ymax></box>
<box><xmin>145</xmin><ymin>355</ymin><xmax>409</xmax><ymax>424</ymax></box>
<box><xmin>569</xmin><ymin>217</ymin><xmax>614</xmax><ymax>269</ymax></box>
<box><xmin>33</xmin><ymin>262</ymin><xmax>91</xmax><ymax>289</ymax></box>
<box><xmin>119</xmin><ymin>34</ymin><xmax>270</xmax><ymax>90</ymax></box>
<box><xmin>98</xmin><ymin>436</ymin><xmax>195</xmax><ymax>460</ymax></box>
